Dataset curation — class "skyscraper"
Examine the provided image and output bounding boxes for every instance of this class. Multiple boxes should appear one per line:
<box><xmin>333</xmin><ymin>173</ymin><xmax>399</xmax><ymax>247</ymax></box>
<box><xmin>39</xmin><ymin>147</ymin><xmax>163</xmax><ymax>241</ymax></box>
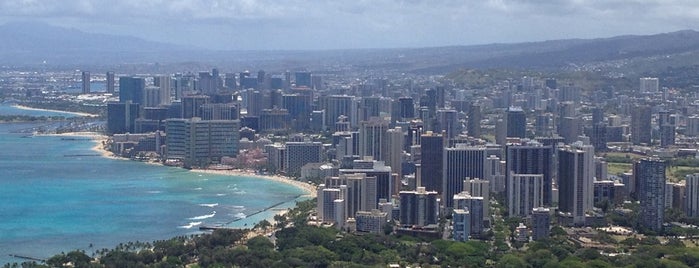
<box><xmin>640</xmin><ymin>77</ymin><xmax>659</xmax><ymax>93</ymax></box>
<box><xmin>453</xmin><ymin>191</ymin><xmax>484</xmax><ymax>235</ymax></box>
<box><xmin>359</xmin><ymin>117</ymin><xmax>389</xmax><ymax>162</ymax></box>
<box><xmin>119</xmin><ymin>77</ymin><xmax>146</xmax><ymax>104</ymax></box>
<box><xmin>452</xmin><ymin>209</ymin><xmax>470</xmax><ymax>241</ymax></box>
<box><xmin>181</xmin><ymin>95</ymin><xmax>210</xmax><ymax>119</ymax></box>
<box><xmin>464</xmin><ymin>178</ymin><xmax>490</xmax><ymax>221</ymax></box>
<box><xmin>443</xmin><ymin>145</ymin><xmax>488</xmax><ymax>208</ymax></box>
<box><xmin>399</xmin><ymin>187</ymin><xmax>439</xmax><ymax>227</ymax></box>
<box><xmin>631</xmin><ymin>105</ymin><xmax>652</xmax><ymax>145</ymax></box>
<box><xmin>285</xmin><ymin>141</ymin><xmax>323</xmax><ymax>177</ymax></box>
<box><xmin>107</xmin><ymin>102</ymin><xmax>140</xmax><ymax>134</ymax></box>
<box><xmin>398</xmin><ymin>97</ymin><xmax>415</xmax><ymax>120</ymax></box>
<box><xmin>321</xmin><ymin>95</ymin><xmax>354</xmax><ymax>130</ymax></box>
<box><xmin>106</xmin><ymin>71</ymin><xmax>115</xmax><ymax>94</ymax></box>
<box><xmin>507</xmin><ymin>173</ymin><xmax>543</xmax><ymax>217</ymax></box>
<box><xmin>158</xmin><ymin>76</ymin><xmax>172</xmax><ymax>106</ymax></box>
<box><xmin>385</xmin><ymin>127</ymin><xmax>404</xmax><ymax>183</ymax></box>
<box><xmin>506</xmin><ymin>140</ymin><xmax>554</xmax><ymax>206</ymax></box>
<box><xmin>81</xmin><ymin>71</ymin><xmax>90</xmax><ymax>94</ymax></box>
<box><xmin>420</xmin><ymin>132</ymin><xmax>444</xmax><ymax>193</ymax></box>
<box><xmin>506</xmin><ymin>107</ymin><xmax>526</xmax><ymax>138</ymax></box>
<box><xmin>467</xmin><ymin>104</ymin><xmax>482</xmax><ymax>138</ymax></box>
<box><xmin>531</xmin><ymin>207</ymin><xmax>550</xmax><ymax>241</ymax></box>
<box><xmin>436</xmin><ymin>109</ymin><xmax>459</xmax><ymax>139</ymax></box>
<box><xmin>558</xmin><ymin>142</ymin><xmax>594</xmax><ymax>225</ymax></box>
<box><xmin>685</xmin><ymin>174</ymin><xmax>699</xmax><ymax>218</ymax></box>
<box><xmin>636</xmin><ymin>158</ymin><xmax>666</xmax><ymax>232</ymax></box>
<box><xmin>165</xmin><ymin>118</ymin><xmax>240</xmax><ymax>168</ymax></box>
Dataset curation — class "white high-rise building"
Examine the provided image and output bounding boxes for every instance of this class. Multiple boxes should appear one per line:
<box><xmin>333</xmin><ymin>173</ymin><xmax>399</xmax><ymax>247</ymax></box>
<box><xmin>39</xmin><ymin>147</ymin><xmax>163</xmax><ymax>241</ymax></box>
<box><xmin>464</xmin><ymin>177</ymin><xmax>490</xmax><ymax>221</ymax></box>
<box><xmin>640</xmin><ymin>77</ymin><xmax>659</xmax><ymax>93</ymax></box>
<box><xmin>158</xmin><ymin>76</ymin><xmax>172</xmax><ymax>105</ymax></box>
<box><xmin>508</xmin><ymin>173</ymin><xmax>544</xmax><ymax>217</ymax></box>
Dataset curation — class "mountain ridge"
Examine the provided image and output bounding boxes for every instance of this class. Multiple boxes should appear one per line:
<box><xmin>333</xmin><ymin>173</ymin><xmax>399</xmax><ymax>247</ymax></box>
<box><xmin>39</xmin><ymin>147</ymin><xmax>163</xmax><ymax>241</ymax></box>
<box><xmin>0</xmin><ymin>21</ymin><xmax>698</xmax><ymax>73</ymax></box>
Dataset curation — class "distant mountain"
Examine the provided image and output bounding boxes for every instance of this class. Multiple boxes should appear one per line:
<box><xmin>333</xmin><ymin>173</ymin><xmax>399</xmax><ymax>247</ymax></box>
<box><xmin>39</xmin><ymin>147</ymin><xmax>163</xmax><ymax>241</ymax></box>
<box><xmin>1</xmin><ymin>21</ymin><xmax>698</xmax><ymax>75</ymax></box>
<box><xmin>0</xmin><ymin>21</ymin><xmax>193</xmax><ymax>65</ymax></box>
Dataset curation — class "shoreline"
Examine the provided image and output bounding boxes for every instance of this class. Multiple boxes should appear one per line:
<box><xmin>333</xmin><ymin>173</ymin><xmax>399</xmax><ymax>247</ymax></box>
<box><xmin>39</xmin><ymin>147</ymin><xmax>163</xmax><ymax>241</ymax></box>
<box><xmin>190</xmin><ymin>168</ymin><xmax>317</xmax><ymax>198</ymax></box>
<box><xmin>77</xmin><ymin>133</ymin><xmax>316</xmax><ymax>227</ymax></box>
<box><xmin>12</xmin><ymin>104</ymin><xmax>98</xmax><ymax>117</ymax></box>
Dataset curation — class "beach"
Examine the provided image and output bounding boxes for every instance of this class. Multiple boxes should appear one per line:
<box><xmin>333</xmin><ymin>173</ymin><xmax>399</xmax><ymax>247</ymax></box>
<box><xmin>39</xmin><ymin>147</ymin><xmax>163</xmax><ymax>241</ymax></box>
<box><xmin>11</xmin><ymin>104</ymin><xmax>98</xmax><ymax>117</ymax></box>
<box><xmin>83</xmin><ymin>134</ymin><xmax>317</xmax><ymax>228</ymax></box>
<box><xmin>191</xmin><ymin>168</ymin><xmax>317</xmax><ymax>198</ymax></box>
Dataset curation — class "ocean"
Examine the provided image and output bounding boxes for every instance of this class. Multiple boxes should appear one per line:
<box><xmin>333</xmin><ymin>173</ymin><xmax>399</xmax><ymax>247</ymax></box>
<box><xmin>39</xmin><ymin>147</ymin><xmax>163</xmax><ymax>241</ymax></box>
<box><xmin>0</xmin><ymin>105</ymin><xmax>306</xmax><ymax>265</ymax></box>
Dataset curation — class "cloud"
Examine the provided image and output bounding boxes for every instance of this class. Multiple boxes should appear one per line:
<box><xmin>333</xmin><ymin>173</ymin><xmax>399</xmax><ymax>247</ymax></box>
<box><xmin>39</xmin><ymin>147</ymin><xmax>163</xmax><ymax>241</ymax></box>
<box><xmin>0</xmin><ymin>0</ymin><xmax>698</xmax><ymax>49</ymax></box>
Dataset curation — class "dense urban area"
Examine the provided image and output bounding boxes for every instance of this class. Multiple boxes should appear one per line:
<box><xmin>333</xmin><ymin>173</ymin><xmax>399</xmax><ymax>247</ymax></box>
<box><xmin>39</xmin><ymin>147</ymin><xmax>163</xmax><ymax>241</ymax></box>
<box><xmin>4</xmin><ymin>59</ymin><xmax>699</xmax><ymax>267</ymax></box>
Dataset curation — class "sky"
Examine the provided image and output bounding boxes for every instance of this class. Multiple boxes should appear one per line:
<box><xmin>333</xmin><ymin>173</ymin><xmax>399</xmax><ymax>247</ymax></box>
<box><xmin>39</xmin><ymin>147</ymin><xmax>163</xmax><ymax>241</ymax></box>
<box><xmin>0</xmin><ymin>0</ymin><xmax>698</xmax><ymax>50</ymax></box>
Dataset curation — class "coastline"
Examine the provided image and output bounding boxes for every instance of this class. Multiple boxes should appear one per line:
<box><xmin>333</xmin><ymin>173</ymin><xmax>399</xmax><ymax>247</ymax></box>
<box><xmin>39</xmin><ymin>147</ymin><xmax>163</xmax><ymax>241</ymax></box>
<box><xmin>78</xmin><ymin>133</ymin><xmax>316</xmax><ymax>227</ymax></box>
<box><xmin>190</xmin><ymin>168</ymin><xmax>317</xmax><ymax>199</ymax></box>
<box><xmin>12</xmin><ymin>104</ymin><xmax>98</xmax><ymax>117</ymax></box>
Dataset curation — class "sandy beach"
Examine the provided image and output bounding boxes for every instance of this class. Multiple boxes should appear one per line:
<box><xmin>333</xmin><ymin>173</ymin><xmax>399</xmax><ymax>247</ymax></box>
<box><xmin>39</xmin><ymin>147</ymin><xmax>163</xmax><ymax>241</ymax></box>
<box><xmin>12</xmin><ymin>104</ymin><xmax>98</xmax><ymax>117</ymax></box>
<box><xmin>40</xmin><ymin>131</ymin><xmax>122</xmax><ymax>160</ymax></box>
<box><xmin>191</xmin><ymin>168</ymin><xmax>317</xmax><ymax>198</ymax></box>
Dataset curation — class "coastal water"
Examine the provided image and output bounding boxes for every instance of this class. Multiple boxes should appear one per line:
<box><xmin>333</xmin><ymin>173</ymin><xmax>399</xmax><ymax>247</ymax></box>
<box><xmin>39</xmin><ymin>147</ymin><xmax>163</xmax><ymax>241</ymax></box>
<box><xmin>0</xmin><ymin>105</ymin><xmax>306</xmax><ymax>265</ymax></box>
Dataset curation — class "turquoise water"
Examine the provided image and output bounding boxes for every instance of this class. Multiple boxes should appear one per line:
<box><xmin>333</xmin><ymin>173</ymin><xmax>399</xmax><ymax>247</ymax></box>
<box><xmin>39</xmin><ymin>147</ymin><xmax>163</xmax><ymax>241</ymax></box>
<box><xmin>0</xmin><ymin>105</ymin><xmax>305</xmax><ymax>265</ymax></box>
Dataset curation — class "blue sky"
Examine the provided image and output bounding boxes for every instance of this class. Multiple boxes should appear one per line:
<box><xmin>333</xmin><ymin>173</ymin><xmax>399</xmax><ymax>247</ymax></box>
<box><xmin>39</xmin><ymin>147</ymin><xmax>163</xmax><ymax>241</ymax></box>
<box><xmin>1</xmin><ymin>0</ymin><xmax>697</xmax><ymax>50</ymax></box>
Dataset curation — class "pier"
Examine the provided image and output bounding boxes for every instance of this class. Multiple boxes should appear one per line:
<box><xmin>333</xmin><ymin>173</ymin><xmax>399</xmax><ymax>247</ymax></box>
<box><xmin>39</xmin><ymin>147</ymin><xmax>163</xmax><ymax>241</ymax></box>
<box><xmin>63</xmin><ymin>154</ymin><xmax>101</xmax><ymax>157</ymax></box>
<box><xmin>9</xmin><ymin>254</ymin><xmax>46</xmax><ymax>263</ymax></box>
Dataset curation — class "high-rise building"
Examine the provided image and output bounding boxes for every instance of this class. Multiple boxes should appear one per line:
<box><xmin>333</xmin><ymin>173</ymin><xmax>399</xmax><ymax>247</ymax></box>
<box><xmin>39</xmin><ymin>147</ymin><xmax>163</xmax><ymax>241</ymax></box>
<box><xmin>467</xmin><ymin>104</ymin><xmax>482</xmax><ymax>138</ymax></box>
<box><xmin>636</xmin><ymin>158</ymin><xmax>666</xmax><ymax>232</ymax></box>
<box><xmin>106</xmin><ymin>71</ymin><xmax>115</xmax><ymax>94</ymax></box>
<box><xmin>165</xmin><ymin>118</ymin><xmax>239</xmax><ymax>168</ymax></box>
<box><xmin>359</xmin><ymin>117</ymin><xmax>389</xmax><ymax>162</ymax></box>
<box><xmin>640</xmin><ymin>77</ymin><xmax>659</xmax><ymax>93</ymax></box>
<box><xmin>436</xmin><ymin>109</ymin><xmax>459</xmax><ymax>139</ymax></box>
<box><xmin>464</xmin><ymin>178</ymin><xmax>490</xmax><ymax>221</ymax></box>
<box><xmin>685</xmin><ymin>174</ymin><xmax>699</xmax><ymax>218</ymax></box>
<box><xmin>158</xmin><ymin>76</ymin><xmax>171</xmax><ymax>106</ymax></box>
<box><xmin>107</xmin><ymin>102</ymin><xmax>140</xmax><ymax>134</ymax></box>
<box><xmin>420</xmin><ymin>132</ymin><xmax>444</xmax><ymax>193</ymax></box>
<box><xmin>340</xmin><ymin>159</ymin><xmax>393</xmax><ymax>204</ymax></box>
<box><xmin>506</xmin><ymin>140</ymin><xmax>554</xmax><ymax>206</ymax></box>
<box><xmin>385</xmin><ymin>127</ymin><xmax>404</xmax><ymax>182</ymax></box>
<box><xmin>325</xmin><ymin>173</ymin><xmax>378</xmax><ymax>220</ymax></box>
<box><xmin>181</xmin><ymin>95</ymin><xmax>210</xmax><ymax>119</ymax></box>
<box><xmin>355</xmin><ymin>209</ymin><xmax>388</xmax><ymax>234</ymax></box>
<box><xmin>319</xmin><ymin>187</ymin><xmax>341</xmax><ymax>224</ymax></box>
<box><xmin>201</xmin><ymin>103</ymin><xmax>239</xmax><ymax>120</ymax></box>
<box><xmin>398</xmin><ymin>97</ymin><xmax>415</xmax><ymax>120</ymax></box>
<box><xmin>144</xmin><ymin>86</ymin><xmax>161</xmax><ymax>108</ymax></box>
<box><xmin>486</xmin><ymin>155</ymin><xmax>506</xmax><ymax>193</ymax></box>
<box><xmin>399</xmin><ymin>187</ymin><xmax>439</xmax><ymax>227</ymax></box>
<box><xmin>507</xmin><ymin>173</ymin><xmax>544</xmax><ymax>217</ymax></box>
<box><xmin>558</xmin><ymin>142</ymin><xmax>594</xmax><ymax>225</ymax></box>
<box><xmin>506</xmin><ymin>107</ymin><xmax>526</xmax><ymax>138</ymax></box>
<box><xmin>453</xmin><ymin>191</ymin><xmax>484</xmax><ymax>235</ymax></box>
<box><xmin>119</xmin><ymin>77</ymin><xmax>146</xmax><ymax>104</ymax></box>
<box><xmin>658</xmin><ymin>110</ymin><xmax>675</xmax><ymax>147</ymax></box>
<box><xmin>321</xmin><ymin>95</ymin><xmax>354</xmax><ymax>130</ymax></box>
<box><xmin>631</xmin><ymin>105</ymin><xmax>652</xmax><ymax>145</ymax></box>
<box><xmin>81</xmin><ymin>71</ymin><xmax>90</xmax><ymax>94</ymax></box>
<box><xmin>452</xmin><ymin>209</ymin><xmax>470</xmax><ymax>242</ymax></box>
<box><xmin>294</xmin><ymin>71</ymin><xmax>312</xmax><ymax>88</ymax></box>
<box><xmin>285</xmin><ymin>141</ymin><xmax>323</xmax><ymax>177</ymax></box>
<box><xmin>443</xmin><ymin>145</ymin><xmax>488</xmax><ymax>208</ymax></box>
<box><xmin>531</xmin><ymin>207</ymin><xmax>550</xmax><ymax>241</ymax></box>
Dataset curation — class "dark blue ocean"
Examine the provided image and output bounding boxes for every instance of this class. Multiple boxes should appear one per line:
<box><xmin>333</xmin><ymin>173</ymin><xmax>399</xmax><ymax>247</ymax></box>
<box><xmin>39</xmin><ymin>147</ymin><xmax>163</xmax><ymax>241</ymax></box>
<box><xmin>0</xmin><ymin>105</ymin><xmax>305</xmax><ymax>265</ymax></box>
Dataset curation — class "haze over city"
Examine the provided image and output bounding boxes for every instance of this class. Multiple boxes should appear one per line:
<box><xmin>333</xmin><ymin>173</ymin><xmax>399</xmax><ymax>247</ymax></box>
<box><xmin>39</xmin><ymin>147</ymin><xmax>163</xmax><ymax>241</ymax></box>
<box><xmin>1</xmin><ymin>0</ymin><xmax>698</xmax><ymax>50</ymax></box>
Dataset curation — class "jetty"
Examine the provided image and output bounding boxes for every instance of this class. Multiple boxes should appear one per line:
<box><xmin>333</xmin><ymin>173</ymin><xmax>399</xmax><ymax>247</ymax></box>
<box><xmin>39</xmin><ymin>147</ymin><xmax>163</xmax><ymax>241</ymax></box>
<box><xmin>64</xmin><ymin>154</ymin><xmax>101</xmax><ymax>157</ymax></box>
<box><xmin>9</xmin><ymin>254</ymin><xmax>46</xmax><ymax>263</ymax></box>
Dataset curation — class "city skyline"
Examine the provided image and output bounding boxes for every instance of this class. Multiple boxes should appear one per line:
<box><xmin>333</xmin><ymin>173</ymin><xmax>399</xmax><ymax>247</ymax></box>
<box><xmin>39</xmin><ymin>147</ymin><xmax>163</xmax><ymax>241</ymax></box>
<box><xmin>1</xmin><ymin>0</ymin><xmax>698</xmax><ymax>50</ymax></box>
